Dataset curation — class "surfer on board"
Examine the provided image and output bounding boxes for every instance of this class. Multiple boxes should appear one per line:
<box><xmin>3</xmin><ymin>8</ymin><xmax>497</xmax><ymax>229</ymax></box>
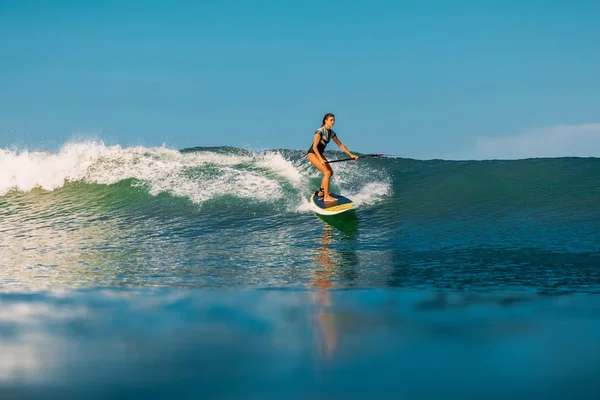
<box><xmin>307</xmin><ymin>113</ymin><xmax>359</xmax><ymax>203</ymax></box>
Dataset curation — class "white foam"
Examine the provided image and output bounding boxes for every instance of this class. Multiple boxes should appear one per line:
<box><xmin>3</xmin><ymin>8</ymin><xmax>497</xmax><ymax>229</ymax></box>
<box><xmin>292</xmin><ymin>181</ymin><xmax>392</xmax><ymax>214</ymax></box>
<box><xmin>0</xmin><ymin>141</ymin><xmax>290</xmax><ymax>203</ymax></box>
<box><xmin>343</xmin><ymin>182</ymin><xmax>392</xmax><ymax>206</ymax></box>
<box><xmin>254</xmin><ymin>151</ymin><xmax>304</xmax><ymax>185</ymax></box>
<box><xmin>0</xmin><ymin>142</ymin><xmax>109</xmax><ymax>194</ymax></box>
<box><xmin>295</xmin><ymin>197</ymin><xmax>315</xmax><ymax>213</ymax></box>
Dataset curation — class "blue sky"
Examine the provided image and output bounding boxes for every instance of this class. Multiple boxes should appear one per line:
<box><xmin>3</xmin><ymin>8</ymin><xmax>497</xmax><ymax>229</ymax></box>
<box><xmin>1</xmin><ymin>0</ymin><xmax>599</xmax><ymax>159</ymax></box>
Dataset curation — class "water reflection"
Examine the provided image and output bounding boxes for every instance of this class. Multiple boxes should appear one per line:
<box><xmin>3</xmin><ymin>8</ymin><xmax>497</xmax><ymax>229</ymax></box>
<box><xmin>310</xmin><ymin>213</ymin><xmax>360</xmax><ymax>359</ymax></box>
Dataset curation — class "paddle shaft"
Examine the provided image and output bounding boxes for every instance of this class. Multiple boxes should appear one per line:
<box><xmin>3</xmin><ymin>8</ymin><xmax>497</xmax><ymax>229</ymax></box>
<box><xmin>325</xmin><ymin>154</ymin><xmax>383</xmax><ymax>164</ymax></box>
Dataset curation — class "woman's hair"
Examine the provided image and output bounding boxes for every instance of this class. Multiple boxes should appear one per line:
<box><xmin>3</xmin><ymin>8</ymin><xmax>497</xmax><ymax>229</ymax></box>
<box><xmin>322</xmin><ymin>113</ymin><xmax>335</xmax><ymax>126</ymax></box>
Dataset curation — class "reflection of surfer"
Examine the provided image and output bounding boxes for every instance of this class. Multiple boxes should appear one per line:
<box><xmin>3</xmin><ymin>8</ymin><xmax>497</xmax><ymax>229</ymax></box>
<box><xmin>311</xmin><ymin>225</ymin><xmax>338</xmax><ymax>358</ymax></box>
<box><xmin>307</xmin><ymin>113</ymin><xmax>358</xmax><ymax>203</ymax></box>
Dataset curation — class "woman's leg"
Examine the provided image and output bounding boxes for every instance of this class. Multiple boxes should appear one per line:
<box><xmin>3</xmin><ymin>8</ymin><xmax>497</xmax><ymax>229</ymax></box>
<box><xmin>307</xmin><ymin>153</ymin><xmax>336</xmax><ymax>202</ymax></box>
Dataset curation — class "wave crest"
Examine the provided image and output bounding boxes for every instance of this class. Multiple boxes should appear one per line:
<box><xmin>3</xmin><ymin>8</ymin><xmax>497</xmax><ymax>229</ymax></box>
<box><xmin>0</xmin><ymin>141</ymin><xmax>392</xmax><ymax>212</ymax></box>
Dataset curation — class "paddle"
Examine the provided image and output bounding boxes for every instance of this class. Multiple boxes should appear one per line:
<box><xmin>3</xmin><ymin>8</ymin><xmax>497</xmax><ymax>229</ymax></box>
<box><xmin>325</xmin><ymin>153</ymin><xmax>389</xmax><ymax>164</ymax></box>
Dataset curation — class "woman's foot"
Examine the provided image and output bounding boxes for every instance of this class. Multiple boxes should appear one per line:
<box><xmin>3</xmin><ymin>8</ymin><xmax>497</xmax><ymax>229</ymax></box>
<box><xmin>323</xmin><ymin>195</ymin><xmax>337</xmax><ymax>203</ymax></box>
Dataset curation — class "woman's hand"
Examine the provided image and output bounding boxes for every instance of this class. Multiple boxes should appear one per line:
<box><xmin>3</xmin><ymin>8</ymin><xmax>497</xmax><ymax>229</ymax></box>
<box><xmin>350</xmin><ymin>154</ymin><xmax>359</xmax><ymax>160</ymax></box>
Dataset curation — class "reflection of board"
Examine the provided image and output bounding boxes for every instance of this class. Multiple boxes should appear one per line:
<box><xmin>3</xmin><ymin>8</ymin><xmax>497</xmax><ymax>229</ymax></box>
<box><xmin>310</xmin><ymin>191</ymin><xmax>357</xmax><ymax>216</ymax></box>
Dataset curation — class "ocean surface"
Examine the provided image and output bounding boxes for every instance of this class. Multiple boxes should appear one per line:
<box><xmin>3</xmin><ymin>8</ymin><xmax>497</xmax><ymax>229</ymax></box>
<box><xmin>1</xmin><ymin>142</ymin><xmax>599</xmax><ymax>399</ymax></box>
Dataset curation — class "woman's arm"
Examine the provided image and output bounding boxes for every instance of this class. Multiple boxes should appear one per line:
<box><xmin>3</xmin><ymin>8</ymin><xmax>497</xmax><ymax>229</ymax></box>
<box><xmin>332</xmin><ymin>136</ymin><xmax>359</xmax><ymax>159</ymax></box>
<box><xmin>312</xmin><ymin>133</ymin><xmax>327</xmax><ymax>164</ymax></box>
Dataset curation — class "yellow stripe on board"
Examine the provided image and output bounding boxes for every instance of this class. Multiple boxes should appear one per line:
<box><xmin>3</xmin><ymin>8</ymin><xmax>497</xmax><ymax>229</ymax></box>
<box><xmin>323</xmin><ymin>202</ymin><xmax>355</xmax><ymax>212</ymax></box>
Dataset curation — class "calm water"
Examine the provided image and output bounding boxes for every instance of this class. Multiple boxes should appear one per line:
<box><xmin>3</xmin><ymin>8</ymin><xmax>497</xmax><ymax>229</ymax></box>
<box><xmin>1</xmin><ymin>143</ymin><xmax>599</xmax><ymax>398</ymax></box>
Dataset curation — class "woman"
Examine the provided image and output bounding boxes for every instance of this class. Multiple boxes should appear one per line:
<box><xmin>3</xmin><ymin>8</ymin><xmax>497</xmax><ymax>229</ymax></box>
<box><xmin>307</xmin><ymin>113</ymin><xmax>358</xmax><ymax>203</ymax></box>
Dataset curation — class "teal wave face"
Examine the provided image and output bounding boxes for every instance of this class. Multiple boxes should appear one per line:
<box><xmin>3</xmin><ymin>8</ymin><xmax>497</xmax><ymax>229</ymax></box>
<box><xmin>2</xmin><ymin>143</ymin><xmax>598</xmax><ymax>215</ymax></box>
<box><xmin>388</xmin><ymin>156</ymin><xmax>600</xmax><ymax>218</ymax></box>
<box><xmin>1</xmin><ymin>145</ymin><xmax>599</xmax><ymax>229</ymax></box>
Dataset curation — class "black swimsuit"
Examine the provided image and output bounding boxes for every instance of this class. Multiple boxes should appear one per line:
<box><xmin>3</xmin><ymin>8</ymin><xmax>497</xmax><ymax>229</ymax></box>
<box><xmin>307</xmin><ymin>126</ymin><xmax>336</xmax><ymax>155</ymax></box>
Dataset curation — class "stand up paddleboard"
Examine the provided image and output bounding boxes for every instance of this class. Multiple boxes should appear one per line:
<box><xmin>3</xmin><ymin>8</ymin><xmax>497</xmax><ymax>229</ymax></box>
<box><xmin>310</xmin><ymin>191</ymin><xmax>357</xmax><ymax>216</ymax></box>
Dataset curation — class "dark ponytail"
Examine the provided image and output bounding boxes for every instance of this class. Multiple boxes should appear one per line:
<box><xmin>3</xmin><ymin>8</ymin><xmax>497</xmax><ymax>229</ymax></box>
<box><xmin>321</xmin><ymin>113</ymin><xmax>335</xmax><ymax>126</ymax></box>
